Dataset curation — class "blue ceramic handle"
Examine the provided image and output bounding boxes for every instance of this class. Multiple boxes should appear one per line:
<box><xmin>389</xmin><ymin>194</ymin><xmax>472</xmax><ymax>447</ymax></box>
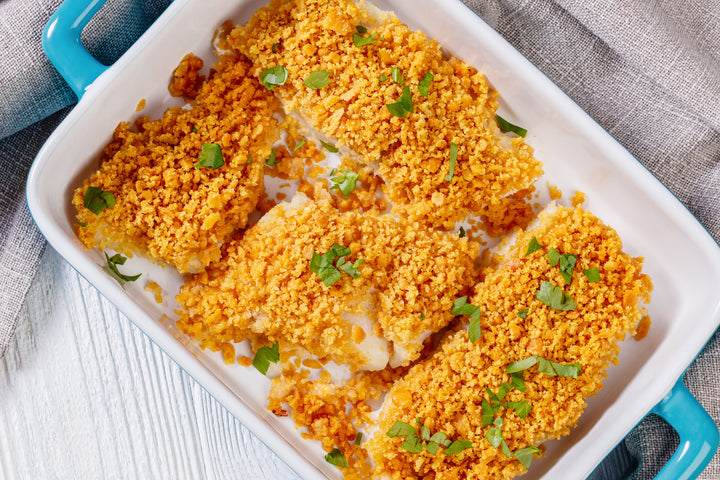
<box><xmin>651</xmin><ymin>379</ymin><xmax>719</xmax><ymax>480</ymax></box>
<box><xmin>42</xmin><ymin>0</ymin><xmax>110</xmax><ymax>98</ymax></box>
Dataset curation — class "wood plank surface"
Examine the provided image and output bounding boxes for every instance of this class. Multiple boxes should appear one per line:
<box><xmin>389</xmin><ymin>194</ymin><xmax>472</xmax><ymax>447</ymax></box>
<box><xmin>0</xmin><ymin>247</ymin><xmax>300</xmax><ymax>480</ymax></box>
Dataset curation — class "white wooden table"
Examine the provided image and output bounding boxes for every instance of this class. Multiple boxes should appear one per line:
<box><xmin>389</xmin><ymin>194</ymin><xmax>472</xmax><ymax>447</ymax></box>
<box><xmin>0</xmin><ymin>246</ymin><xmax>299</xmax><ymax>479</ymax></box>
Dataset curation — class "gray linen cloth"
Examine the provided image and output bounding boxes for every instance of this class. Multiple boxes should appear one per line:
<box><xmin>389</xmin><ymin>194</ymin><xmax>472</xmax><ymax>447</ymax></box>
<box><xmin>0</xmin><ymin>0</ymin><xmax>718</xmax><ymax>478</ymax></box>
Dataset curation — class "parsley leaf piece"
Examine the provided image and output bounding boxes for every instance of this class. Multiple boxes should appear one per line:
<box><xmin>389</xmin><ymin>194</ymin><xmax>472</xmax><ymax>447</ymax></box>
<box><xmin>537</xmin><ymin>356</ymin><xmax>556</xmax><ymax>376</ymax></box>
<box><xmin>443</xmin><ymin>439</ymin><xmax>472</xmax><ymax>456</ymax></box>
<box><xmin>485</xmin><ymin>418</ymin><xmax>504</xmax><ymax>449</ymax></box>
<box><xmin>506</xmin><ymin>356</ymin><xmax>539</xmax><ymax>373</ymax></box>
<box><xmin>324</xmin><ymin>448</ymin><xmax>348</xmax><ymax>468</ymax></box>
<box><xmin>510</xmin><ymin>371</ymin><xmax>527</xmax><ymax>392</ymax></box>
<box><xmin>525</xmin><ymin>236</ymin><xmax>543</xmax><ymax>256</ymax></box>
<box><xmin>496</xmin><ymin>382</ymin><xmax>513</xmax><ymax>401</ymax></box>
<box><xmin>353</xmin><ymin>32</ymin><xmax>380</xmax><ymax>47</ymax></box>
<box><xmin>265</xmin><ymin>148</ymin><xmax>279</xmax><ymax>166</ymax></box>
<box><xmin>458</xmin><ymin>226</ymin><xmax>466</xmax><ymax>238</ymax></box>
<box><xmin>252</xmin><ymin>341</ymin><xmax>280</xmax><ymax>375</ymax></box>
<box><xmin>503</xmin><ymin>400</ymin><xmax>532</xmax><ymax>419</ymax></box>
<box><xmin>292</xmin><ymin>140</ymin><xmax>306</xmax><ymax>152</ymax></box>
<box><xmin>246</xmin><ymin>154</ymin><xmax>252</xmax><ymax>164</ymax></box>
<box><xmin>536</xmin><ymin>280</ymin><xmax>577</xmax><ymax>311</ymax></box>
<box><xmin>84</xmin><ymin>186</ymin><xmax>116</xmax><ymax>215</ymax></box>
<box><xmin>303</xmin><ymin>70</ymin><xmax>330</xmax><ymax>89</ymax></box>
<box><xmin>401</xmin><ymin>433</ymin><xmax>424</xmax><ymax>453</ymax></box>
<box><xmin>481</xmin><ymin>398</ymin><xmax>497</xmax><ymax>427</ymax></box>
<box><xmin>354</xmin><ymin>432</ymin><xmax>363</xmax><ymax>445</ymax></box>
<box><xmin>379</xmin><ymin>75</ymin><xmax>388</xmax><ymax>83</ymax></box>
<box><xmin>196</xmin><ymin>142</ymin><xmax>225</xmax><ymax>169</ymax></box>
<box><xmin>191</xmin><ymin>126</ymin><xmax>198</xmax><ymax>132</ymax></box>
<box><xmin>559</xmin><ymin>253</ymin><xmax>578</xmax><ymax>284</ymax></box>
<box><xmin>468</xmin><ymin>311</ymin><xmax>482</xmax><ymax>343</ymax></box>
<box><xmin>444</xmin><ymin>142</ymin><xmax>458</xmax><ymax>181</ymax></box>
<box><xmin>451</xmin><ymin>296</ymin><xmax>477</xmax><ymax>316</ymax></box>
<box><xmin>501</xmin><ymin>440</ymin><xmax>513</xmax><ymax>457</ymax></box>
<box><xmin>387</xmin><ymin>420</ymin><xmax>417</xmax><ymax>438</ymax></box>
<box><xmin>419</xmin><ymin>71</ymin><xmax>434</xmax><ymax>98</ymax></box>
<box><xmin>77</xmin><ymin>222</ymin><xmax>88</xmax><ymax>228</ymax></box>
<box><xmin>495</xmin><ymin>114</ymin><xmax>527</xmax><ymax>137</ymax></box>
<box><xmin>486</xmin><ymin>387</ymin><xmax>501</xmax><ymax>405</ymax></box>
<box><xmin>309</xmin><ymin>251</ymin><xmax>342</xmax><ymax>286</ymax></box>
<box><xmin>391</xmin><ymin>67</ymin><xmax>405</xmax><ymax>85</ymax></box>
<box><xmin>356</xmin><ymin>25</ymin><xmax>367</xmax><ymax>33</ymax></box>
<box><xmin>551</xmin><ymin>361</ymin><xmax>582</xmax><ymax>379</ymax></box>
<box><xmin>259</xmin><ymin>65</ymin><xmax>288</xmax><ymax>90</ymax></box>
<box><xmin>514</xmin><ymin>446</ymin><xmax>541</xmax><ymax>469</ymax></box>
<box><xmin>386</xmin><ymin>85</ymin><xmax>414</xmax><ymax>118</ymax></box>
<box><xmin>336</xmin><ymin>257</ymin><xmax>364</xmax><ymax>279</ymax></box>
<box><xmin>320</xmin><ymin>140</ymin><xmax>339</xmax><ymax>153</ymax></box>
<box><xmin>425</xmin><ymin>441</ymin><xmax>440</xmax><ymax>455</ymax></box>
<box><xmin>271</xmin><ymin>42</ymin><xmax>282</xmax><ymax>53</ymax></box>
<box><xmin>517</xmin><ymin>308</ymin><xmax>529</xmax><ymax>319</ymax></box>
<box><xmin>429</xmin><ymin>432</ymin><xmax>451</xmax><ymax>448</ymax></box>
<box><xmin>420</xmin><ymin>312</ymin><xmax>426</xmax><ymax>320</ymax></box>
<box><xmin>104</xmin><ymin>252</ymin><xmax>141</xmax><ymax>285</ymax></box>
<box><xmin>420</xmin><ymin>425</ymin><xmax>432</xmax><ymax>442</ymax></box>
<box><xmin>547</xmin><ymin>247</ymin><xmax>561</xmax><ymax>266</ymax></box>
<box><xmin>584</xmin><ymin>267</ymin><xmax>602</xmax><ymax>283</ymax></box>
<box><xmin>330</xmin><ymin>168</ymin><xmax>360</xmax><ymax>197</ymax></box>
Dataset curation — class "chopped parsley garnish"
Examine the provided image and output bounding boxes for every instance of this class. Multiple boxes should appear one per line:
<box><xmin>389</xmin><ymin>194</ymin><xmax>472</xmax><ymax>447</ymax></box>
<box><xmin>546</xmin><ymin>247</ymin><xmax>560</xmax><ymax>266</ymax></box>
<box><xmin>386</xmin><ymin>419</ymin><xmax>469</xmax><ymax>456</ymax></box>
<box><xmin>506</xmin><ymin>355</ymin><xmax>582</xmax><ymax>379</ymax></box>
<box><xmin>444</xmin><ymin>142</ymin><xmax>458</xmax><ymax>181</ymax></box>
<box><xmin>191</xmin><ymin>126</ymin><xmax>198</xmax><ymax>132</ymax></box>
<box><xmin>379</xmin><ymin>75</ymin><xmax>388</xmax><ymax>83</ymax></box>
<box><xmin>525</xmin><ymin>236</ymin><xmax>543</xmax><ymax>256</ymax></box>
<box><xmin>451</xmin><ymin>296</ymin><xmax>482</xmax><ymax>343</ymax></box>
<box><xmin>391</xmin><ymin>67</ymin><xmax>405</xmax><ymax>85</ymax></box>
<box><xmin>356</xmin><ymin>25</ymin><xmax>367</xmax><ymax>33</ymax></box>
<box><xmin>103</xmin><ymin>252</ymin><xmax>141</xmax><ymax>286</ymax></box>
<box><xmin>195</xmin><ymin>142</ymin><xmax>224</xmax><ymax>169</ymax></box>
<box><xmin>386</xmin><ymin>85</ymin><xmax>414</xmax><ymax>118</ymax></box>
<box><xmin>418</xmin><ymin>71</ymin><xmax>434</xmax><ymax>97</ymax></box>
<box><xmin>77</xmin><ymin>222</ymin><xmax>88</xmax><ymax>227</ymax></box>
<box><xmin>353</xmin><ymin>31</ymin><xmax>380</xmax><ymax>47</ymax></box>
<box><xmin>324</xmin><ymin>448</ymin><xmax>347</xmax><ymax>468</ymax></box>
<box><xmin>458</xmin><ymin>226</ymin><xmax>466</xmax><ymax>238</ymax></box>
<box><xmin>584</xmin><ymin>267</ymin><xmax>602</xmax><ymax>283</ymax></box>
<box><xmin>354</xmin><ymin>432</ymin><xmax>363</xmax><ymax>445</ymax></box>
<box><xmin>265</xmin><ymin>148</ymin><xmax>279</xmax><ymax>166</ymax></box>
<box><xmin>320</xmin><ymin>140</ymin><xmax>339</xmax><ymax>153</ymax></box>
<box><xmin>271</xmin><ymin>41</ymin><xmax>282</xmax><ymax>53</ymax></box>
<box><xmin>303</xmin><ymin>70</ymin><xmax>330</xmax><ymax>89</ymax></box>
<box><xmin>259</xmin><ymin>65</ymin><xmax>288</xmax><ymax>90</ymax></box>
<box><xmin>330</xmin><ymin>168</ymin><xmax>360</xmax><ymax>197</ymax></box>
<box><xmin>292</xmin><ymin>140</ymin><xmax>306</xmax><ymax>152</ymax></box>
<box><xmin>514</xmin><ymin>446</ymin><xmax>541</xmax><ymax>469</ymax></box>
<box><xmin>517</xmin><ymin>308</ymin><xmax>529</xmax><ymax>319</ymax></box>
<box><xmin>495</xmin><ymin>114</ymin><xmax>527</xmax><ymax>137</ymax></box>
<box><xmin>252</xmin><ymin>341</ymin><xmax>280</xmax><ymax>375</ymax></box>
<box><xmin>536</xmin><ymin>280</ymin><xmax>577</xmax><ymax>311</ymax></box>
<box><xmin>310</xmin><ymin>244</ymin><xmax>364</xmax><ymax>286</ymax></box>
<box><xmin>84</xmin><ymin>186</ymin><xmax>116</xmax><ymax>215</ymax></box>
<box><xmin>547</xmin><ymin>248</ymin><xmax>577</xmax><ymax>284</ymax></box>
<box><xmin>246</xmin><ymin>154</ymin><xmax>252</xmax><ymax>164</ymax></box>
<box><xmin>420</xmin><ymin>312</ymin><xmax>426</xmax><ymax>320</ymax></box>
<box><xmin>485</xmin><ymin>417</ymin><xmax>512</xmax><ymax>457</ymax></box>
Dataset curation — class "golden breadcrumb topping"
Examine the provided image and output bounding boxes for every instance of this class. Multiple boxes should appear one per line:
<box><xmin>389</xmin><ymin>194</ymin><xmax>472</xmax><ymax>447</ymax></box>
<box><xmin>168</xmin><ymin>53</ymin><xmax>206</xmax><ymax>99</ymax></box>
<box><xmin>73</xmin><ymin>52</ymin><xmax>281</xmax><ymax>273</ymax></box>
<box><xmin>175</xmin><ymin>197</ymin><xmax>479</xmax><ymax>370</ymax></box>
<box><xmin>229</xmin><ymin>0</ymin><xmax>542</xmax><ymax>229</ymax></box>
<box><xmin>367</xmin><ymin>205</ymin><xmax>652</xmax><ymax>479</ymax></box>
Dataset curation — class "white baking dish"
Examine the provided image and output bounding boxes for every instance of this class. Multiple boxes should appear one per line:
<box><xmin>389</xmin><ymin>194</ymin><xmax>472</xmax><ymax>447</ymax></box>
<box><xmin>29</xmin><ymin>0</ymin><xmax>720</xmax><ymax>478</ymax></box>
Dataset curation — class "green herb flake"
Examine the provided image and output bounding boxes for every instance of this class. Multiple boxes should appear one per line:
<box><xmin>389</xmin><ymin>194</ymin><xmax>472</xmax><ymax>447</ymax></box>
<box><xmin>458</xmin><ymin>226</ymin><xmax>466</xmax><ymax>238</ymax></box>
<box><xmin>444</xmin><ymin>142</ymin><xmax>458</xmax><ymax>181</ymax></box>
<box><xmin>310</xmin><ymin>244</ymin><xmax>362</xmax><ymax>286</ymax></box>
<box><xmin>271</xmin><ymin>42</ymin><xmax>282</xmax><ymax>53</ymax></box>
<box><xmin>195</xmin><ymin>143</ymin><xmax>225</xmax><ymax>169</ymax></box>
<box><xmin>546</xmin><ymin>247</ymin><xmax>561</xmax><ymax>266</ymax></box>
<box><xmin>386</xmin><ymin>85</ymin><xmax>414</xmax><ymax>118</ymax></box>
<box><xmin>551</xmin><ymin>361</ymin><xmax>582</xmax><ymax>379</ymax></box>
<box><xmin>330</xmin><ymin>168</ymin><xmax>360</xmax><ymax>197</ymax></box>
<box><xmin>354</xmin><ymin>432</ymin><xmax>363</xmax><ymax>445</ymax></box>
<box><xmin>429</xmin><ymin>432</ymin><xmax>450</xmax><ymax>448</ymax></box>
<box><xmin>468</xmin><ymin>312</ymin><xmax>482</xmax><ymax>343</ymax></box>
<box><xmin>356</xmin><ymin>25</ymin><xmax>367</xmax><ymax>33</ymax></box>
<box><xmin>191</xmin><ymin>126</ymin><xmax>198</xmax><ymax>133</ymax></box>
<box><xmin>353</xmin><ymin>32</ymin><xmax>380</xmax><ymax>47</ymax></box>
<box><xmin>324</xmin><ymin>448</ymin><xmax>348</xmax><ymax>468</ymax></box>
<box><xmin>252</xmin><ymin>341</ymin><xmax>280</xmax><ymax>375</ymax></box>
<box><xmin>537</xmin><ymin>356</ymin><xmax>556</xmax><ymax>376</ymax></box>
<box><xmin>584</xmin><ymin>267</ymin><xmax>602</xmax><ymax>283</ymax></box>
<box><xmin>443</xmin><ymin>439</ymin><xmax>473</xmax><ymax>456</ymax></box>
<box><xmin>265</xmin><ymin>148</ymin><xmax>279</xmax><ymax>167</ymax></box>
<box><xmin>536</xmin><ymin>280</ymin><xmax>577</xmax><ymax>311</ymax></box>
<box><xmin>506</xmin><ymin>356</ymin><xmax>539</xmax><ymax>373</ymax></box>
<box><xmin>379</xmin><ymin>75</ymin><xmax>388</xmax><ymax>83</ymax></box>
<box><xmin>419</xmin><ymin>71</ymin><xmax>434</xmax><ymax>97</ymax></box>
<box><xmin>525</xmin><ymin>236</ymin><xmax>543</xmax><ymax>256</ymax></box>
<box><xmin>401</xmin><ymin>434</ymin><xmax>424</xmax><ymax>453</ymax></box>
<box><xmin>495</xmin><ymin>114</ymin><xmax>527</xmax><ymax>137</ymax></box>
<box><xmin>559</xmin><ymin>253</ymin><xmax>578</xmax><ymax>284</ymax></box>
<box><xmin>387</xmin><ymin>420</ymin><xmax>417</xmax><ymax>438</ymax></box>
<box><xmin>420</xmin><ymin>312</ymin><xmax>426</xmax><ymax>320</ymax></box>
<box><xmin>510</xmin><ymin>371</ymin><xmax>527</xmax><ymax>392</ymax></box>
<box><xmin>514</xmin><ymin>446</ymin><xmax>541</xmax><ymax>469</ymax></box>
<box><xmin>336</xmin><ymin>257</ymin><xmax>364</xmax><ymax>279</ymax></box>
<box><xmin>259</xmin><ymin>65</ymin><xmax>288</xmax><ymax>90</ymax></box>
<box><xmin>485</xmin><ymin>418</ymin><xmax>504</xmax><ymax>449</ymax></box>
<box><xmin>292</xmin><ymin>140</ymin><xmax>306</xmax><ymax>152</ymax></box>
<box><xmin>503</xmin><ymin>400</ymin><xmax>532</xmax><ymax>419</ymax></box>
<box><xmin>451</xmin><ymin>296</ymin><xmax>479</xmax><ymax>316</ymax></box>
<box><xmin>77</xmin><ymin>222</ymin><xmax>88</xmax><ymax>228</ymax></box>
<box><xmin>84</xmin><ymin>186</ymin><xmax>116</xmax><ymax>215</ymax></box>
<box><xmin>506</xmin><ymin>355</ymin><xmax>581</xmax><ymax>378</ymax></box>
<box><xmin>303</xmin><ymin>70</ymin><xmax>330</xmax><ymax>89</ymax></box>
<box><xmin>246</xmin><ymin>154</ymin><xmax>252</xmax><ymax>164</ymax></box>
<box><xmin>104</xmin><ymin>252</ymin><xmax>141</xmax><ymax>286</ymax></box>
<box><xmin>391</xmin><ymin>67</ymin><xmax>405</xmax><ymax>86</ymax></box>
<box><xmin>481</xmin><ymin>398</ymin><xmax>497</xmax><ymax>427</ymax></box>
<box><xmin>320</xmin><ymin>140</ymin><xmax>339</xmax><ymax>153</ymax></box>
<box><xmin>517</xmin><ymin>308</ymin><xmax>529</xmax><ymax>319</ymax></box>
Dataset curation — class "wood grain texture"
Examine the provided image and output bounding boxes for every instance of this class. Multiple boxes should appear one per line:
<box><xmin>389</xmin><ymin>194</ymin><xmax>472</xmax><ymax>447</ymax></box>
<box><xmin>0</xmin><ymin>247</ymin><xmax>301</xmax><ymax>480</ymax></box>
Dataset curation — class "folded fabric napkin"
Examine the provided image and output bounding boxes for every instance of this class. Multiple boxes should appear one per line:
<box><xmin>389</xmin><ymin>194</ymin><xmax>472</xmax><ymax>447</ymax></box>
<box><xmin>0</xmin><ymin>0</ymin><xmax>718</xmax><ymax>478</ymax></box>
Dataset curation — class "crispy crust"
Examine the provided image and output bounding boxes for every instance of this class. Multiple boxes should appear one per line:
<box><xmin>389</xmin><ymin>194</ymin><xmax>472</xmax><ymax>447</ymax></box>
<box><xmin>368</xmin><ymin>206</ymin><xmax>653</xmax><ymax>479</ymax></box>
<box><xmin>72</xmin><ymin>52</ymin><xmax>281</xmax><ymax>273</ymax></box>
<box><xmin>229</xmin><ymin>0</ymin><xmax>542</xmax><ymax>229</ymax></box>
